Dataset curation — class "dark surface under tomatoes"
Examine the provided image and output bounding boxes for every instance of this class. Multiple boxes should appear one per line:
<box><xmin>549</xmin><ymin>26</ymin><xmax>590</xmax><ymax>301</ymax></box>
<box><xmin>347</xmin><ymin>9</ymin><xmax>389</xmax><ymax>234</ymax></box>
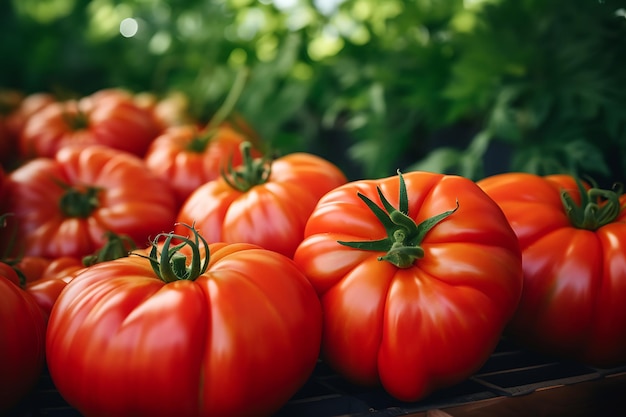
<box><xmin>6</xmin><ymin>338</ymin><xmax>626</xmax><ymax>417</ymax></box>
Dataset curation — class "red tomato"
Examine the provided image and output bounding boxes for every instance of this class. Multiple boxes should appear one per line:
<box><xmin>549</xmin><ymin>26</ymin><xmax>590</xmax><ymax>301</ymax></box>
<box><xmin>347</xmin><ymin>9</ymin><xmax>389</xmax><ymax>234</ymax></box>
<box><xmin>176</xmin><ymin>143</ymin><xmax>347</xmax><ymax>258</ymax></box>
<box><xmin>477</xmin><ymin>172</ymin><xmax>626</xmax><ymax>367</ymax></box>
<box><xmin>5</xmin><ymin>92</ymin><xmax>56</xmax><ymax>138</ymax></box>
<box><xmin>13</xmin><ymin>255</ymin><xmax>53</xmax><ymax>283</ymax></box>
<box><xmin>5</xmin><ymin>144</ymin><xmax>177</xmax><ymax>259</ymax></box>
<box><xmin>22</xmin><ymin>256</ymin><xmax>84</xmax><ymax>318</ymax></box>
<box><xmin>144</xmin><ymin>123</ymin><xmax>261</xmax><ymax>206</ymax></box>
<box><xmin>293</xmin><ymin>171</ymin><xmax>523</xmax><ymax>401</ymax></box>
<box><xmin>134</xmin><ymin>90</ymin><xmax>196</xmax><ymax>130</ymax></box>
<box><xmin>0</xmin><ymin>262</ymin><xmax>47</xmax><ymax>413</ymax></box>
<box><xmin>15</xmin><ymin>232</ymin><xmax>136</xmax><ymax>318</ymax></box>
<box><xmin>46</xmin><ymin>226</ymin><xmax>322</xmax><ymax>417</ymax></box>
<box><xmin>19</xmin><ymin>89</ymin><xmax>160</xmax><ymax>159</ymax></box>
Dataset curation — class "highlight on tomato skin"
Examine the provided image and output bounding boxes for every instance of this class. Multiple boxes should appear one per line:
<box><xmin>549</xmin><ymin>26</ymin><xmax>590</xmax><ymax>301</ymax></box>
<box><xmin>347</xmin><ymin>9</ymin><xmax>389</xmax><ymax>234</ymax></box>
<box><xmin>45</xmin><ymin>225</ymin><xmax>323</xmax><ymax>417</ymax></box>
<box><xmin>477</xmin><ymin>172</ymin><xmax>626</xmax><ymax>368</ymax></box>
<box><xmin>293</xmin><ymin>170</ymin><xmax>524</xmax><ymax>402</ymax></box>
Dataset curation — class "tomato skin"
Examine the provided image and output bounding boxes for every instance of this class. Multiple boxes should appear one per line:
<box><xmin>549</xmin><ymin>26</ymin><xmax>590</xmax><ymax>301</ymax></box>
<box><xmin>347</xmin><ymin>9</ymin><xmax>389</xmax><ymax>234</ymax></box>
<box><xmin>6</xmin><ymin>92</ymin><xmax>56</xmax><ymax>138</ymax></box>
<box><xmin>176</xmin><ymin>152</ymin><xmax>347</xmax><ymax>258</ymax></box>
<box><xmin>0</xmin><ymin>263</ymin><xmax>47</xmax><ymax>413</ymax></box>
<box><xmin>293</xmin><ymin>171</ymin><xmax>523</xmax><ymax>401</ymax></box>
<box><xmin>19</xmin><ymin>90</ymin><xmax>160</xmax><ymax>159</ymax></box>
<box><xmin>46</xmin><ymin>242</ymin><xmax>322</xmax><ymax>417</ymax></box>
<box><xmin>477</xmin><ymin>172</ymin><xmax>626</xmax><ymax>367</ymax></box>
<box><xmin>5</xmin><ymin>144</ymin><xmax>177</xmax><ymax>259</ymax></box>
<box><xmin>19</xmin><ymin>256</ymin><xmax>84</xmax><ymax>318</ymax></box>
<box><xmin>144</xmin><ymin>124</ymin><xmax>260</xmax><ymax>206</ymax></box>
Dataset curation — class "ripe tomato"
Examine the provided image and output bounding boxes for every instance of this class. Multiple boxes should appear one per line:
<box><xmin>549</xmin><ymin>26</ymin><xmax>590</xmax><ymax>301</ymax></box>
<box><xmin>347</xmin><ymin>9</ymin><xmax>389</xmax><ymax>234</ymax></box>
<box><xmin>134</xmin><ymin>90</ymin><xmax>195</xmax><ymax>130</ymax></box>
<box><xmin>477</xmin><ymin>172</ymin><xmax>626</xmax><ymax>367</ymax></box>
<box><xmin>144</xmin><ymin>123</ymin><xmax>261</xmax><ymax>206</ymax></box>
<box><xmin>293</xmin><ymin>171</ymin><xmax>523</xmax><ymax>401</ymax></box>
<box><xmin>0</xmin><ymin>262</ymin><xmax>47</xmax><ymax>413</ymax></box>
<box><xmin>10</xmin><ymin>232</ymin><xmax>135</xmax><ymax>319</ymax></box>
<box><xmin>19</xmin><ymin>89</ymin><xmax>160</xmax><ymax>159</ymax></box>
<box><xmin>5</xmin><ymin>92</ymin><xmax>56</xmax><ymax>138</ymax></box>
<box><xmin>4</xmin><ymin>144</ymin><xmax>177</xmax><ymax>259</ymax></box>
<box><xmin>46</xmin><ymin>226</ymin><xmax>322</xmax><ymax>417</ymax></box>
<box><xmin>176</xmin><ymin>142</ymin><xmax>347</xmax><ymax>258</ymax></box>
<box><xmin>21</xmin><ymin>256</ymin><xmax>84</xmax><ymax>318</ymax></box>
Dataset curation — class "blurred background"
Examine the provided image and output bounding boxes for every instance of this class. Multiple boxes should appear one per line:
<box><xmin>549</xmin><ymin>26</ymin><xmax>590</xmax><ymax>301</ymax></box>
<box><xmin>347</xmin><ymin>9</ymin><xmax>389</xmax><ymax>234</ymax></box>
<box><xmin>2</xmin><ymin>0</ymin><xmax>625</xmax><ymax>183</ymax></box>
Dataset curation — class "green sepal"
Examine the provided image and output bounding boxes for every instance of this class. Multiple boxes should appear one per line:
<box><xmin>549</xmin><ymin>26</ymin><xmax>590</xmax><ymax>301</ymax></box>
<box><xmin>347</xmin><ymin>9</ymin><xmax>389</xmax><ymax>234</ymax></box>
<box><xmin>338</xmin><ymin>171</ymin><xmax>459</xmax><ymax>268</ymax></box>
<box><xmin>139</xmin><ymin>223</ymin><xmax>210</xmax><ymax>283</ymax></box>
<box><xmin>561</xmin><ymin>177</ymin><xmax>623</xmax><ymax>230</ymax></box>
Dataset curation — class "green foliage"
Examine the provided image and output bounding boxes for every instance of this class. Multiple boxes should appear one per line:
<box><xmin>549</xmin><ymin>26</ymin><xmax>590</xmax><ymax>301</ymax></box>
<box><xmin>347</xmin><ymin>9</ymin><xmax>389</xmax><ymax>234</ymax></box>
<box><xmin>1</xmin><ymin>0</ymin><xmax>625</xmax><ymax>182</ymax></box>
<box><xmin>413</xmin><ymin>0</ymin><xmax>626</xmax><ymax>182</ymax></box>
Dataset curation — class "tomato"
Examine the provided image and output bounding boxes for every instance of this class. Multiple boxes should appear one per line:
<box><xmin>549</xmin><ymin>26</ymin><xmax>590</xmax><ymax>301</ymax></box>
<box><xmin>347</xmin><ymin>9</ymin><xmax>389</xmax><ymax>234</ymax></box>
<box><xmin>4</xmin><ymin>144</ymin><xmax>177</xmax><ymax>259</ymax></box>
<box><xmin>46</xmin><ymin>226</ymin><xmax>322</xmax><ymax>417</ymax></box>
<box><xmin>134</xmin><ymin>90</ymin><xmax>195</xmax><ymax>130</ymax></box>
<box><xmin>26</xmin><ymin>231</ymin><xmax>137</xmax><ymax>318</ymax></box>
<box><xmin>477</xmin><ymin>172</ymin><xmax>626</xmax><ymax>367</ymax></box>
<box><xmin>144</xmin><ymin>72</ymin><xmax>263</xmax><ymax>206</ymax></box>
<box><xmin>22</xmin><ymin>256</ymin><xmax>84</xmax><ymax>318</ymax></box>
<box><xmin>5</xmin><ymin>92</ymin><xmax>56</xmax><ymax>138</ymax></box>
<box><xmin>19</xmin><ymin>89</ymin><xmax>161</xmax><ymax>159</ymax></box>
<box><xmin>176</xmin><ymin>142</ymin><xmax>347</xmax><ymax>258</ymax></box>
<box><xmin>144</xmin><ymin>123</ymin><xmax>261</xmax><ymax>206</ymax></box>
<box><xmin>293</xmin><ymin>170</ymin><xmax>523</xmax><ymax>401</ymax></box>
<box><xmin>0</xmin><ymin>262</ymin><xmax>47</xmax><ymax>413</ymax></box>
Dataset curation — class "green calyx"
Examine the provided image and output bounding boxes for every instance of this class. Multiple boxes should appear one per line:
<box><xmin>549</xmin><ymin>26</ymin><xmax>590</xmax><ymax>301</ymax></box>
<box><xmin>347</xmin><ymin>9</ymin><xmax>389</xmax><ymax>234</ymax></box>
<box><xmin>338</xmin><ymin>171</ymin><xmax>459</xmax><ymax>268</ymax></box>
<box><xmin>140</xmin><ymin>223</ymin><xmax>210</xmax><ymax>283</ymax></box>
<box><xmin>222</xmin><ymin>141</ymin><xmax>272</xmax><ymax>192</ymax></box>
<box><xmin>82</xmin><ymin>231</ymin><xmax>136</xmax><ymax>267</ymax></box>
<box><xmin>561</xmin><ymin>178</ymin><xmax>624</xmax><ymax>231</ymax></box>
<box><xmin>62</xmin><ymin>104</ymin><xmax>89</xmax><ymax>131</ymax></box>
<box><xmin>56</xmin><ymin>179</ymin><xmax>102</xmax><ymax>218</ymax></box>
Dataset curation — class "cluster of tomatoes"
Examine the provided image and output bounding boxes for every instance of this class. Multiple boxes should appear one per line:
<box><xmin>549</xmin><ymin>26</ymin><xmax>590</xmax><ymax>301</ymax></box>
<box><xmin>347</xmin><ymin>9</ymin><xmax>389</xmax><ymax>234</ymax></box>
<box><xmin>1</xmin><ymin>87</ymin><xmax>625</xmax><ymax>417</ymax></box>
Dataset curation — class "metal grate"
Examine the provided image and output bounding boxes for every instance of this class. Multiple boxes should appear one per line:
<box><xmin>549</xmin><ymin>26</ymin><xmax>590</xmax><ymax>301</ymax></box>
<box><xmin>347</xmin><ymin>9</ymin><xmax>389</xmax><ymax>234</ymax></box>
<box><xmin>7</xmin><ymin>338</ymin><xmax>626</xmax><ymax>417</ymax></box>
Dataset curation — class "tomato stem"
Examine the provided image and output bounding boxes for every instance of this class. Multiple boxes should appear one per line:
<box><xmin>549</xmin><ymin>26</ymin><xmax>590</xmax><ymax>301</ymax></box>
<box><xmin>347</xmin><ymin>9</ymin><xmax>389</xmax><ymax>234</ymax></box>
<box><xmin>54</xmin><ymin>178</ymin><xmax>102</xmax><ymax>218</ymax></box>
<box><xmin>222</xmin><ymin>141</ymin><xmax>272</xmax><ymax>192</ymax></box>
<box><xmin>139</xmin><ymin>223</ymin><xmax>210</xmax><ymax>283</ymax></box>
<box><xmin>62</xmin><ymin>101</ymin><xmax>89</xmax><ymax>131</ymax></box>
<box><xmin>82</xmin><ymin>231</ymin><xmax>136</xmax><ymax>266</ymax></box>
<box><xmin>338</xmin><ymin>171</ymin><xmax>459</xmax><ymax>268</ymax></box>
<box><xmin>561</xmin><ymin>178</ymin><xmax>624</xmax><ymax>230</ymax></box>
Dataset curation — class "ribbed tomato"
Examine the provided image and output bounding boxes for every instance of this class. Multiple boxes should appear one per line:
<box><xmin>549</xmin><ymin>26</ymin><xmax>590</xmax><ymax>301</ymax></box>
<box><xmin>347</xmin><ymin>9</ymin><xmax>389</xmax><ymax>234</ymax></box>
<box><xmin>293</xmin><ymin>170</ymin><xmax>523</xmax><ymax>401</ymax></box>
<box><xmin>0</xmin><ymin>262</ymin><xmax>47</xmax><ymax>413</ymax></box>
<box><xmin>46</xmin><ymin>226</ymin><xmax>322</xmax><ymax>417</ymax></box>
<box><xmin>4</xmin><ymin>144</ymin><xmax>177</xmax><ymax>259</ymax></box>
<box><xmin>144</xmin><ymin>123</ymin><xmax>261</xmax><ymax>206</ymax></box>
<box><xmin>176</xmin><ymin>142</ymin><xmax>347</xmax><ymax>258</ymax></box>
<box><xmin>22</xmin><ymin>256</ymin><xmax>84</xmax><ymax>318</ymax></box>
<box><xmin>477</xmin><ymin>172</ymin><xmax>626</xmax><ymax>367</ymax></box>
<box><xmin>19</xmin><ymin>89</ymin><xmax>160</xmax><ymax>159</ymax></box>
